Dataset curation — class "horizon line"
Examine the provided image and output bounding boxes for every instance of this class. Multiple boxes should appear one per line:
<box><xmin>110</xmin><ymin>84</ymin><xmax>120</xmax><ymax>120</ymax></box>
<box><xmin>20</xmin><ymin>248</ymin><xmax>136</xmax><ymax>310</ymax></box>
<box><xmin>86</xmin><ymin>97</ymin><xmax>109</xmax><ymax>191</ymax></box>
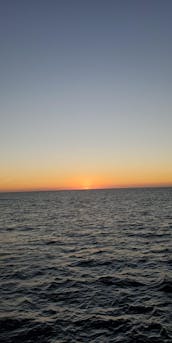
<box><xmin>0</xmin><ymin>184</ymin><xmax>172</xmax><ymax>194</ymax></box>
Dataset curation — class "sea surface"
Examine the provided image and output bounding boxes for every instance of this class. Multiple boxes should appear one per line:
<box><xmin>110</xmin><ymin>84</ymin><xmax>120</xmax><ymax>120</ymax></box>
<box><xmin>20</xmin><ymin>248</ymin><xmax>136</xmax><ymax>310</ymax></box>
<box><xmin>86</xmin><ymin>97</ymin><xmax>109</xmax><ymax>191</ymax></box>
<box><xmin>0</xmin><ymin>188</ymin><xmax>172</xmax><ymax>343</ymax></box>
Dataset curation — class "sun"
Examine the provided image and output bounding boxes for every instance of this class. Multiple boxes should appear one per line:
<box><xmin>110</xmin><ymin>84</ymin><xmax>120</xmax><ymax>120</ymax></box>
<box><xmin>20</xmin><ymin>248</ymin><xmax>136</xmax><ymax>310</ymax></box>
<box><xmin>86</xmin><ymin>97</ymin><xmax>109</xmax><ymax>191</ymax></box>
<box><xmin>83</xmin><ymin>186</ymin><xmax>89</xmax><ymax>190</ymax></box>
<box><xmin>82</xmin><ymin>179</ymin><xmax>92</xmax><ymax>190</ymax></box>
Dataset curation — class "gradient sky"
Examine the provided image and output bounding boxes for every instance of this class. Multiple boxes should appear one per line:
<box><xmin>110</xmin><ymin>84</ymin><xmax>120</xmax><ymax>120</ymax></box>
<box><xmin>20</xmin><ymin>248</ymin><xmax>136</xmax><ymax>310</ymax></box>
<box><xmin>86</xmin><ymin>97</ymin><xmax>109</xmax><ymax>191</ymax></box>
<box><xmin>0</xmin><ymin>0</ymin><xmax>172</xmax><ymax>191</ymax></box>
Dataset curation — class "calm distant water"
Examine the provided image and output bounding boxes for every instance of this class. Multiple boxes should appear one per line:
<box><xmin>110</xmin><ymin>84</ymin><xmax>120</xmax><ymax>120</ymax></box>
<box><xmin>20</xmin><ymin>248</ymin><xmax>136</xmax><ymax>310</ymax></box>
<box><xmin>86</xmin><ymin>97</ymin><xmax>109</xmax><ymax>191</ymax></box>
<box><xmin>0</xmin><ymin>188</ymin><xmax>172</xmax><ymax>343</ymax></box>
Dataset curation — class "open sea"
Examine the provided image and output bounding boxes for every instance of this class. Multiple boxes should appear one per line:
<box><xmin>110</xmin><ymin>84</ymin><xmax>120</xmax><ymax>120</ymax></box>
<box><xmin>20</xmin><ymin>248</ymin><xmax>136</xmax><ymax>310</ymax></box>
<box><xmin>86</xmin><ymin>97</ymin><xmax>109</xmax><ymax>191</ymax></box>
<box><xmin>0</xmin><ymin>187</ymin><xmax>172</xmax><ymax>343</ymax></box>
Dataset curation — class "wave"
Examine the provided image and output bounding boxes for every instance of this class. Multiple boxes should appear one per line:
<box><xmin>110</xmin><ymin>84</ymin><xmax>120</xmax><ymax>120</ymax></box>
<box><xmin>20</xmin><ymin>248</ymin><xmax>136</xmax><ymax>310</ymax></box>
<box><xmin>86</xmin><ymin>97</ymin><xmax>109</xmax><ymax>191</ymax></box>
<box><xmin>97</xmin><ymin>275</ymin><xmax>144</xmax><ymax>287</ymax></box>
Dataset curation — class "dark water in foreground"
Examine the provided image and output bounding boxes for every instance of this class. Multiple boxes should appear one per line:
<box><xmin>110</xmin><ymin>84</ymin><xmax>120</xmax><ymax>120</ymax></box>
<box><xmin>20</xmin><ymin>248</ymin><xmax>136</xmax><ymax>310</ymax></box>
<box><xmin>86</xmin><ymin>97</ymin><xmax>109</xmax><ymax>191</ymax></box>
<box><xmin>0</xmin><ymin>188</ymin><xmax>172</xmax><ymax>343</ymax></box>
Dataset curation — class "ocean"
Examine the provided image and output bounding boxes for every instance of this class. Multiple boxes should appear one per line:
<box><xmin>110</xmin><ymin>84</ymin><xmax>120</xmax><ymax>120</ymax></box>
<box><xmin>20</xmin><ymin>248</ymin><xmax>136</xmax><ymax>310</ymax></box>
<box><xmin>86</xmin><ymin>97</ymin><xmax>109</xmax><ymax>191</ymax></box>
<box><xmin>0</xmin><ymin>187</ymin><xmax>172</xmax><ymax>342</ymax></box>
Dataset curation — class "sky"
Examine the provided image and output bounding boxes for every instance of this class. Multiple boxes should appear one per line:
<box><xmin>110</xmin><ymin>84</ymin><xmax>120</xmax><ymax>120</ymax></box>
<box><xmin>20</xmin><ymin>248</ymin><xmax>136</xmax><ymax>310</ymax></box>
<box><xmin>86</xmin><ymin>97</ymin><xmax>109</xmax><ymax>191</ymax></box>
<box><xmin>0</xmin><ymin>0</ymin><xmax>172</xmax><ymax>191</ymax></box>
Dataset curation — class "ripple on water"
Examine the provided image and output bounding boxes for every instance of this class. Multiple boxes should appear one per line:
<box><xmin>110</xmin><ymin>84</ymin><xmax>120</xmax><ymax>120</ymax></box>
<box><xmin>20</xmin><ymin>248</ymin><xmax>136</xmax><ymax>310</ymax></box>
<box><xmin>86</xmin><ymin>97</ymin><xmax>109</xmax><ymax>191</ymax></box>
<box><xmin>0</xmin><ymin>188</ymin><xmax>172</xmax><ymax>342</ymax></box>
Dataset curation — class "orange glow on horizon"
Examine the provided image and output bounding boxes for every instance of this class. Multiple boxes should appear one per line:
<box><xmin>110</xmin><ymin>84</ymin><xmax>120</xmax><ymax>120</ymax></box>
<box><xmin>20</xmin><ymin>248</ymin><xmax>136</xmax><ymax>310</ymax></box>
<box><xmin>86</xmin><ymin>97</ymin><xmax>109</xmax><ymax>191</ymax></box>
<box><xmin>0</xmin><ymin>161</ymin><xmax>172</xmax><ymax>192</ymax></box>
<box><xmin>0</xmin><ymin>167</ymin><xmax>172</xmax><ymax>192</ymax></box>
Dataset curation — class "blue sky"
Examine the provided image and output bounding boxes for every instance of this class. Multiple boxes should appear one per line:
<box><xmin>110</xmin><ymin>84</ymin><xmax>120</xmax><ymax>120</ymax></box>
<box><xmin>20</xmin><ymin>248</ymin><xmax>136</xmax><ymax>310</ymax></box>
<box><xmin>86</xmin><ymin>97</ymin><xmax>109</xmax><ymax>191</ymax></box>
<box><xmin>0</xmin><ymin>0</ymin><xmax>172</xmax><ymax>190</ymax></box>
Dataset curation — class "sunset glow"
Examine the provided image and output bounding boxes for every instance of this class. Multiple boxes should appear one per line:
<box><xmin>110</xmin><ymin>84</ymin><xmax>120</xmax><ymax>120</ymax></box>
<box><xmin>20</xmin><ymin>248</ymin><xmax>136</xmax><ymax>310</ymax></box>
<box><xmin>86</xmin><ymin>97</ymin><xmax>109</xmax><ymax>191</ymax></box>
<box><xmin>0</xmin><ymin>166</ymin><xmax>172</xmax><ymax>192</ymax></box>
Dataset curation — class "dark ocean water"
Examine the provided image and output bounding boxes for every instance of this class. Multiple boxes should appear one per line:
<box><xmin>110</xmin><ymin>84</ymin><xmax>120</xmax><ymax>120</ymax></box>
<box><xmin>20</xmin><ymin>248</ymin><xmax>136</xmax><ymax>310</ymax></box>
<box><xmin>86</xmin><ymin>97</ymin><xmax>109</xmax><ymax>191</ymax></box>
<box><xmin>0</xmin><ymin>188</ymin><xmax>172</xmax><ymax>343</ymax></box>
